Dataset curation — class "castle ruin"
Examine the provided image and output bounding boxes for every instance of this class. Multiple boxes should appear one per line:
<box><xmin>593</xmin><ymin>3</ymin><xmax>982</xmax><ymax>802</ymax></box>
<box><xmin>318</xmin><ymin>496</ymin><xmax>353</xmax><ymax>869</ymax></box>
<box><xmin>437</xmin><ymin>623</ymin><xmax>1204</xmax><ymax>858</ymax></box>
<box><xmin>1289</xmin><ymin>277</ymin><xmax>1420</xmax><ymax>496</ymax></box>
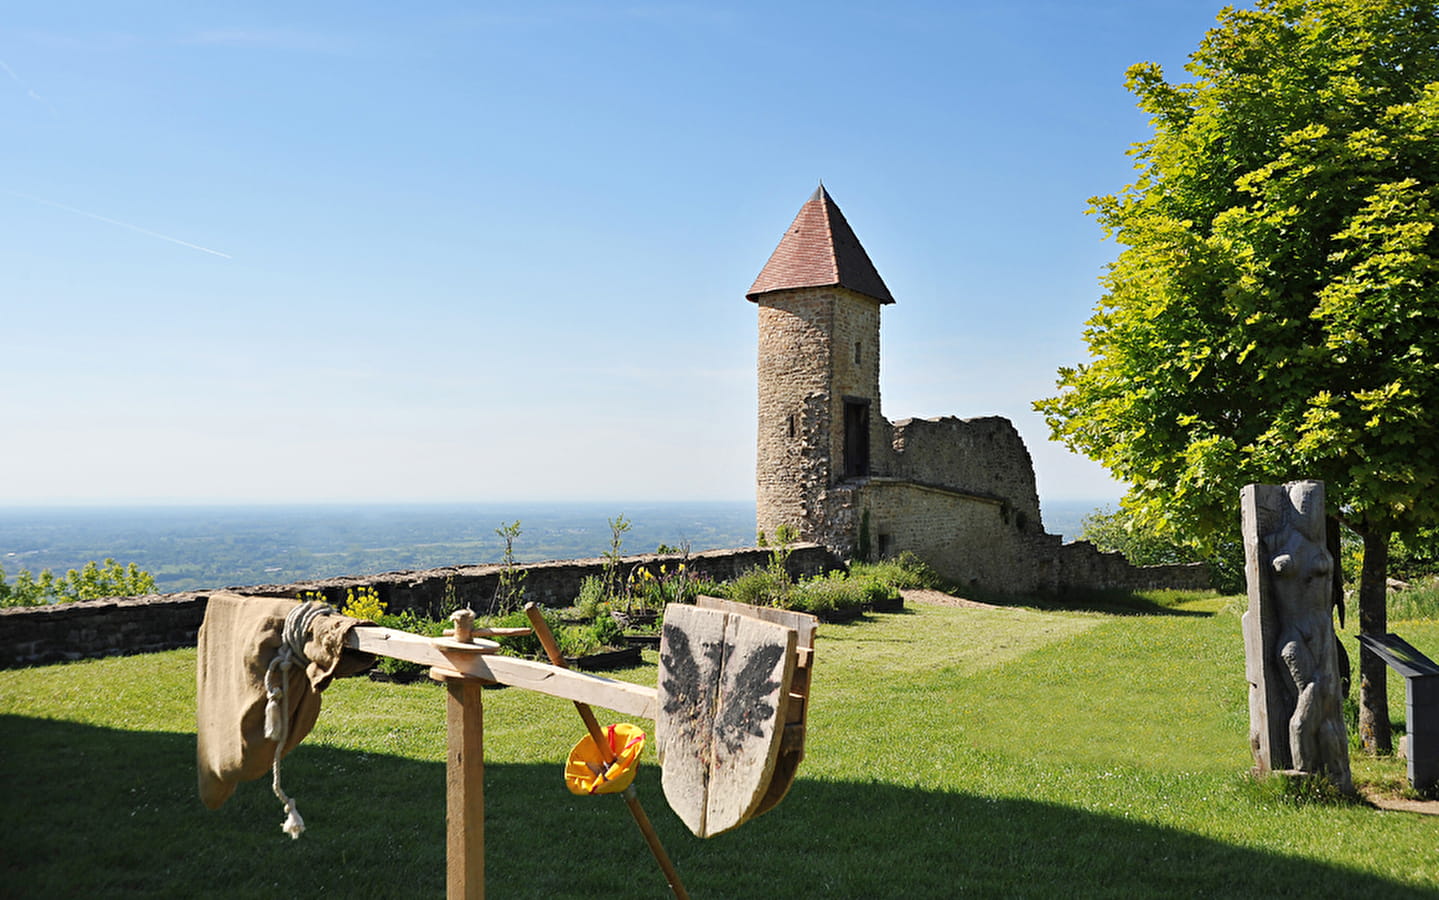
<box><xmin>748</xmin><ymin>186</ymin><xmax>1207</xmax><ymax>594</ymax></box>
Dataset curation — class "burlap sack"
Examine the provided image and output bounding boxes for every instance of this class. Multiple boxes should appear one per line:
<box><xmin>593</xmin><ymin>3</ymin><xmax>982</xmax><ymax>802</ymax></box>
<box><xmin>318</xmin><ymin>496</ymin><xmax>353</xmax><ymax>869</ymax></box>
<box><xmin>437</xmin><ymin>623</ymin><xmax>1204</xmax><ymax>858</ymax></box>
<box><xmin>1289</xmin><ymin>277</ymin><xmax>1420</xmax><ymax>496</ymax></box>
<box><xmin>196</xmin><ymin>592</ymin><xmax>373</xmax><ymax>809</ymax></box>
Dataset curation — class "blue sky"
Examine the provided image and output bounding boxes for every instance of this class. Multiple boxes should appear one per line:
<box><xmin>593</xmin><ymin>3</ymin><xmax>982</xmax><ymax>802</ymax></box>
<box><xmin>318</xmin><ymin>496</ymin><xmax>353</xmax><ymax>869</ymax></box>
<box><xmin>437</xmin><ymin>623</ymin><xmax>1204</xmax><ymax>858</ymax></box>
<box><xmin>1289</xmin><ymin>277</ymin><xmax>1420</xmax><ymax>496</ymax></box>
<box><xmin>2</xmin><ymin>1</ymin><xmax>1227</xmax><ymax>508</ymax></box>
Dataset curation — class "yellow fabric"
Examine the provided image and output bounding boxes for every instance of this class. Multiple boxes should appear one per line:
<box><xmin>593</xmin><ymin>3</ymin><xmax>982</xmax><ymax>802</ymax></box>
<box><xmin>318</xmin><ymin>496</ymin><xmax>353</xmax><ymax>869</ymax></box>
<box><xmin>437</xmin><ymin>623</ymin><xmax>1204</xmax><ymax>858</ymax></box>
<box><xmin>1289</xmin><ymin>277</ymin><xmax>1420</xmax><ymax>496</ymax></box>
<box><xmin>565</xmin><ymin>723</ymin><xmax>646</xmax><ymax>795</ymax></box>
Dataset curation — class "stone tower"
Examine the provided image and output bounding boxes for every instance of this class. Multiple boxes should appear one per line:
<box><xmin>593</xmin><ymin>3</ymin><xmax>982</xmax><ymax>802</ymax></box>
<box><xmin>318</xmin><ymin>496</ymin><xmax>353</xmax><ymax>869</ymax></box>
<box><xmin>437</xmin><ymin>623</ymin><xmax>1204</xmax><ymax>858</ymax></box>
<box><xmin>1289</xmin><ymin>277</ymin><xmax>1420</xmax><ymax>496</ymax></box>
<box><xmin>748</xmin><ymin>185</ymin><xmax>894</xmax><ymax>551</ymax></box>
<box><xmin>742</xmin><ymin>186</ymin><xmax>1209</xmax><ymax>594</ymax></box>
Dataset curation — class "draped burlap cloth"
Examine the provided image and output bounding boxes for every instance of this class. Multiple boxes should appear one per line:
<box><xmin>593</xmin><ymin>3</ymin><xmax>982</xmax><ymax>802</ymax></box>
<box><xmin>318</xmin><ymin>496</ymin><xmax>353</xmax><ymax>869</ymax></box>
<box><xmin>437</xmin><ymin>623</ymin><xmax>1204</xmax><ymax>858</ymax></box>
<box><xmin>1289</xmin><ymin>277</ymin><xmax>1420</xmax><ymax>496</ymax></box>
<box><xmin>196</xmin><ymin>592</ymin><xmax>373</xmax><ymax>809</ymax></box>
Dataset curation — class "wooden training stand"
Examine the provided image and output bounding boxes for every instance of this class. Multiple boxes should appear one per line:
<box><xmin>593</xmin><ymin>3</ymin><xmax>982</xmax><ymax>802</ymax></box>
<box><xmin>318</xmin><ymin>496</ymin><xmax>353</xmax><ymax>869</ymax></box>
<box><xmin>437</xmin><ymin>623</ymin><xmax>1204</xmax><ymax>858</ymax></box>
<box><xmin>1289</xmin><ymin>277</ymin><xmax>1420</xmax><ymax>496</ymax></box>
<box><xmin>343</xmin><ymin>597</ymin><xmax>816</xmax><ymax>900</ymax></box>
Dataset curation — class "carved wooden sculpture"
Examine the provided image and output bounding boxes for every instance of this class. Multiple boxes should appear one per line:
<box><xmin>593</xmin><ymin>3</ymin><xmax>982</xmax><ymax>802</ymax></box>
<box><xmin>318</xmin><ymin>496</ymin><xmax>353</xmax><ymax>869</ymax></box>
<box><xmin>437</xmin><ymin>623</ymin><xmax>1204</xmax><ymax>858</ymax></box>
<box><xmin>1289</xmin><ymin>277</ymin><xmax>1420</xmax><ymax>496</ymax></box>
<box><xmin>1241</xmin><ymin>481</ymin><xmax>1353</xmax><ymax>793</ymax></box>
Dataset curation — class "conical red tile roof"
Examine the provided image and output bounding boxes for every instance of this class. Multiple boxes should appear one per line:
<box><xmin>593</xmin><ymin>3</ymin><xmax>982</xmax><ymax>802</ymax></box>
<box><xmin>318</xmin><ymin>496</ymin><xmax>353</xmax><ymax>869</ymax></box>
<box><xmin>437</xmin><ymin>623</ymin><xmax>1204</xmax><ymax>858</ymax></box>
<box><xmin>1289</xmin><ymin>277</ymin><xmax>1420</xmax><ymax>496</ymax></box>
<box><xmin>746</xmin><ymin>185</ymin><xmax>894</xmax><ymax>304</ymax></box>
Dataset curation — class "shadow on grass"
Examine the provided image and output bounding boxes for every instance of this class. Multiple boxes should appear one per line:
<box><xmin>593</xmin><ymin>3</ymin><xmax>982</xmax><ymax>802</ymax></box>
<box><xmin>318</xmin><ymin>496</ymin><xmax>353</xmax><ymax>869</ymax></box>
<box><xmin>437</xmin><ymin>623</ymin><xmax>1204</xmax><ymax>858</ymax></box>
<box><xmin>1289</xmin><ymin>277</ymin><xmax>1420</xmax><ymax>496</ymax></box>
<box><xmin>4</xmin><ymin>715</ymin><xmax>1431</xmax><ymax>898</ymax></box>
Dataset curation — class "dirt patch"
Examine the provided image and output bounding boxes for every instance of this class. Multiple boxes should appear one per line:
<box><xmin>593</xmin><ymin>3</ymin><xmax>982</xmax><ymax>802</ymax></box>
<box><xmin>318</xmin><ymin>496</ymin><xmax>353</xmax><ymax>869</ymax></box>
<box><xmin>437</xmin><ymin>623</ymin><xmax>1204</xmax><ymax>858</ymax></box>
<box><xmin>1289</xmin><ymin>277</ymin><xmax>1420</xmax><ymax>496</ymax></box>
<box><xmin>1361</xmin><ymin>788</ymin><xmax>1439</xmax><ymax>816</ymax></box>
<box><xmin>901</xmin><ymin>588</ymin><xmax>1000</xmax><ymax>610</ymax></box>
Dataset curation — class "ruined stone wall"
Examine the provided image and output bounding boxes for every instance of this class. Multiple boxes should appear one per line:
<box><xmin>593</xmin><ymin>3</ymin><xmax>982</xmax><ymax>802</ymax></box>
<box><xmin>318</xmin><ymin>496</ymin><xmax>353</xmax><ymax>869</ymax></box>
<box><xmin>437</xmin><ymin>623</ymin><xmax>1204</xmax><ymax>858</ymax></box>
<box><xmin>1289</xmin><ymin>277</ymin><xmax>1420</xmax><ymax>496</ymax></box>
<box><xmin>853</xmin><ymin>479</ymin><xmax>1208</xmax><ymax>595</ymax></box>
<box><xmin>878</xmin><ymin>416</ymin><xmax>1045</xmax><ymax>534</ymax></box>
<box><xmin>1055</xmin><ymin>540</ymin><xmax>1211</xmax><ymax>593</ymax></box>
<box><xmin>859</xmin><ymin>480</ymin><xmax>1040</xmax><ymax>591</ymax></box>
<box><xmin>0</xmin><ymin>544</ymin><xmax>840</xmax><ymax>669</ymax></box>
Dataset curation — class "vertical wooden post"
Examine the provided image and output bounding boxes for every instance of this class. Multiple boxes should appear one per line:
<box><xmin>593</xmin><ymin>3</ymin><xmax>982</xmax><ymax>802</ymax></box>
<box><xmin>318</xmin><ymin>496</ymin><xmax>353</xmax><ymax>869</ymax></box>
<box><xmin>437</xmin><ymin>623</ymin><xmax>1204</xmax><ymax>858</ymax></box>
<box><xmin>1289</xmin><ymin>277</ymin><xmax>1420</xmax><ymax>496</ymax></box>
<box><xmin>446</xmin><ymin>677</ymin><xmax>485</xmax><ymax>900</ymax></box>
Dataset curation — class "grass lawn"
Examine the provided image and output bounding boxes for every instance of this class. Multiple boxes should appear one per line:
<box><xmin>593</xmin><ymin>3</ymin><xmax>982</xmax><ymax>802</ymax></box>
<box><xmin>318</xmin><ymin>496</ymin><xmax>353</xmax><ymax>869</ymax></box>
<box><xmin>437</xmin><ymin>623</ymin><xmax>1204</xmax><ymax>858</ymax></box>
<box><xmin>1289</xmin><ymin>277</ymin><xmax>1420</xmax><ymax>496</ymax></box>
<box><xmin>2</xmin><ymin>594</ymin><xmax>1437</xmax><ymax>897</ymax></box>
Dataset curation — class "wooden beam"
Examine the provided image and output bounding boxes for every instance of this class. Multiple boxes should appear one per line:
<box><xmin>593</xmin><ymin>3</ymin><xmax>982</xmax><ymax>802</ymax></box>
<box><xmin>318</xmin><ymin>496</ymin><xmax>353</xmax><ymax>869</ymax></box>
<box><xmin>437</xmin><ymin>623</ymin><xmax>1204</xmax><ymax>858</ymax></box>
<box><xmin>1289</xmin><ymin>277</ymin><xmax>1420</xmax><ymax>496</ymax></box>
<box><xmin>349</xmin><ymin>625</ymin><xmax>498</xmax><ymax>660</ymax></box>
<box><xmin>349</xmin><ymin>626</ymin><xmax>658</xmax><ymax>719</ymax></box>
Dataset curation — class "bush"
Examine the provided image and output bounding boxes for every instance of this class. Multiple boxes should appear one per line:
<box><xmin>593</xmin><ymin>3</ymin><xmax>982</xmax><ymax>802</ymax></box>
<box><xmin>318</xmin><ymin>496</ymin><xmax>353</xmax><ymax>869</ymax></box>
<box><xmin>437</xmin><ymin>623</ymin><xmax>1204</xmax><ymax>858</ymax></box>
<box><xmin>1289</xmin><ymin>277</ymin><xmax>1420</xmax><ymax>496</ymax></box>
<box><xmin>725</xmin><ymin>567</ymin><xmax>789</xmax><ymax>606</ymax></box>
<box><xmin>849</xmin><ymin>551</ymin><xmax>944</xmax><ymax>591</ymax></box>
<box><xmin>790</xmin><ymin>572</ymin><xmax>862</xmax><ymax>616</ymax></box>
<box><xmin>692</xmin><ymin>577</ymin><xmax>727</xmax><ymax>598</ymax></box>
<box><xmin>1</xmin><ymin>559</ymin><xmax>156</xmax><ymax>607</ymax></box>
<box><xmin>575</xmin><ymin>575</ymin><xmax>607</xmax><ymax>619</ymax></box>
<box><xmin>789</xmin><ymin>571</ymin><xmax>901</xmax><ymax>616</ymax></box>
<box><xmin>590</xmin><ymin>609</ymin><xmax>623</xmax><ymax>649</ymax></box>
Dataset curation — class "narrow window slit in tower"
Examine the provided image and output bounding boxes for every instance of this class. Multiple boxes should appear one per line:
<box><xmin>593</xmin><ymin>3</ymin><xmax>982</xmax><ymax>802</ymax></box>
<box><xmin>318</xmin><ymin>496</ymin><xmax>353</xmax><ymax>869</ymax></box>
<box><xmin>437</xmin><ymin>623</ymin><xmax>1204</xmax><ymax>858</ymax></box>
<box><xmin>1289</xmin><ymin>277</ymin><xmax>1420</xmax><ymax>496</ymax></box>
<box><xmin>787</xmin><ymin>414</ymin><xmax>796</xmax><ymax>438</ymax></box>
<box><xmin>854</xmin><ymin>341</ymin><xmax>861</xmax><ymax>364</ymax></box>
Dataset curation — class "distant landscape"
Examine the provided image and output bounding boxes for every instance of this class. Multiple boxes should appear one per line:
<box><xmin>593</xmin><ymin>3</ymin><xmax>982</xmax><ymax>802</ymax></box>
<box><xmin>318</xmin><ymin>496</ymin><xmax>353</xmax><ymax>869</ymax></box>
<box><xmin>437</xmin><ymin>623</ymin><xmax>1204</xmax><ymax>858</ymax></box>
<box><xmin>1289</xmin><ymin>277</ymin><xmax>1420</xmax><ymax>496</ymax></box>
<box><xmin>0</xmin><ymin>500</ymin><xmax>1105</xmax><ymax>594</ymax></box>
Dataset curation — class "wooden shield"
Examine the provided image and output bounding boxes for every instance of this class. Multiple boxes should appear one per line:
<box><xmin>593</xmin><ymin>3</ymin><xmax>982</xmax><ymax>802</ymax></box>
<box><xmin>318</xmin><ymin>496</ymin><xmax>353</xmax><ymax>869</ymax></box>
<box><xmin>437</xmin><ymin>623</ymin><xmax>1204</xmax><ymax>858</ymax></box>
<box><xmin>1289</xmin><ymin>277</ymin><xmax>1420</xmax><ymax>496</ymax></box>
<box><xmin>656</xmin><ymin>603</ymin><xmax>797</xmax><ymax>837</ymax></box>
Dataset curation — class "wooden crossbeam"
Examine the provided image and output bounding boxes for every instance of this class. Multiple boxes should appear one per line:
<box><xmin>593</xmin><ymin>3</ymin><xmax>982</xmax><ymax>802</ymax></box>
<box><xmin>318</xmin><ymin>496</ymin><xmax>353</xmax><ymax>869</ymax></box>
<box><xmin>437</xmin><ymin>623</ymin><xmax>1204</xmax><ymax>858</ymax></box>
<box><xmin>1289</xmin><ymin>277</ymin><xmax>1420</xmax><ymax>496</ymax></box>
<box><xmin>346</xmin><ymin>625</ymin><xmax>658</xmax><ymax>718</ymax></box>
<box><xmin>339</xmin><ymin>602</ymin><xmax>813</xmax><ymax>897</ymax></box>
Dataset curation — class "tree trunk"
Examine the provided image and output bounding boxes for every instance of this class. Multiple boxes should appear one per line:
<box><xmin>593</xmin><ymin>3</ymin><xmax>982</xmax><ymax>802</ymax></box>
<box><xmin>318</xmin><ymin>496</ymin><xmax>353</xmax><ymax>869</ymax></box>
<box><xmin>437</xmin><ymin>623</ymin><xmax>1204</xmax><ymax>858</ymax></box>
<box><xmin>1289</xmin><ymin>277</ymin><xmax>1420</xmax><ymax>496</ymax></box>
<box><xmin>1357</xmin><ymin>528</ymin><xmax>1392</xmax><ymax>755</ymax></box>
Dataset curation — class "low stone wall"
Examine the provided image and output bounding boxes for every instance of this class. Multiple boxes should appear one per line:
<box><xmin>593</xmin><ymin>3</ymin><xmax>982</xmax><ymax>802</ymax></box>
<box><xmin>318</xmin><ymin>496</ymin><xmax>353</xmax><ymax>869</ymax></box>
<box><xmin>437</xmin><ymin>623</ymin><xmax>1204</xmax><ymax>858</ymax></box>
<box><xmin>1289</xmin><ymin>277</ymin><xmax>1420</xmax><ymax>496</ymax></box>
<box><xmin>0</xmin><ymin>594</ymin><xmax>211</xmax><ymax>670</ymax></box>
<box><xmin>0</xmin><ymin>545</ymin><xmax>839</xmax><ymax>669</ymax></box>
<box><xmin>1055</xmin><ymin>539</ymin><xmax>1211</xmax><ymax>593</ymax></box>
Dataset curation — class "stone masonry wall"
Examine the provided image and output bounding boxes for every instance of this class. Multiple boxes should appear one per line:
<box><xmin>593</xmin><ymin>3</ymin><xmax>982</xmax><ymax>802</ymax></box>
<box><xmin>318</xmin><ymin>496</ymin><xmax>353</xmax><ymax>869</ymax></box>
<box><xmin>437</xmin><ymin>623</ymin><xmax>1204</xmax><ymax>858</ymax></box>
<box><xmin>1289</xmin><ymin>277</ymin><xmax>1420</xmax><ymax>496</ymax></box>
<box><xmin>853</xmin><ymin>476</ymin><xmax>1207</xmax><ymax>595</ymax></box>
<box><xmin>825</xmin><ymin>288</ymin><xmax>883</xmax><ymax>479</ymax></box>
<box><xmin>756</xmin><ymin>290</ymin><xmax>834</xmax><ymax>544</ymax></box>
<box><xmin>756</xmin><ymin>286</ymin><xmax>885</xmax><ymax>554</ymax></box>
<box><xmin>879</xmin><ymin>416</ymin><xmax>1045</xmax><ymax>535</ymax></box>
<box><xmin>1055</xmin><ymin>540</ymin><xmax>1211</xmax><ymax>593</ymax></box>
<box><xmin>0</xmin><ymin>544</ymin><xmax>839</xmax><ymax>669</ymax></box>
<box><xmin>860</xmin><ymin>480</ymin><xmax>1039</xmax><ymax>591</ymax></box>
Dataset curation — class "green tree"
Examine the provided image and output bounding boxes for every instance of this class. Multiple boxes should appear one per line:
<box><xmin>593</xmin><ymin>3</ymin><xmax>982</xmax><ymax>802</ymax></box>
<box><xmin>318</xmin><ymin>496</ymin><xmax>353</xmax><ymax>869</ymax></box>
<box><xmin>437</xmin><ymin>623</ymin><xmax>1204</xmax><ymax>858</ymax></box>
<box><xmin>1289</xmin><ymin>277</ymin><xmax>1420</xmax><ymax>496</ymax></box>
<box><xmin>1036</xmin><ymin>0</ymin><xmax>1439</xmax><ymax>753</ymax></box>
<box><xmin>1078</xmin><ymin>506</ymin><xmax>1202</xmax><ymax>567</ymax></box>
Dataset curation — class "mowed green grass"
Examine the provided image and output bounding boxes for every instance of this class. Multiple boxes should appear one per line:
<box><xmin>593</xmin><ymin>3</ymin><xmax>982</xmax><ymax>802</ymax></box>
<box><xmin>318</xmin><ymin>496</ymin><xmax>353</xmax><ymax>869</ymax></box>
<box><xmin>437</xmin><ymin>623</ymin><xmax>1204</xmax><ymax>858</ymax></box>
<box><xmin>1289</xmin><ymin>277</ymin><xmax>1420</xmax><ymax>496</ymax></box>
<box><xmin>2</xmin><ymin>596</ymin><xmax>1437</xmax><ymax>897</ymax></box>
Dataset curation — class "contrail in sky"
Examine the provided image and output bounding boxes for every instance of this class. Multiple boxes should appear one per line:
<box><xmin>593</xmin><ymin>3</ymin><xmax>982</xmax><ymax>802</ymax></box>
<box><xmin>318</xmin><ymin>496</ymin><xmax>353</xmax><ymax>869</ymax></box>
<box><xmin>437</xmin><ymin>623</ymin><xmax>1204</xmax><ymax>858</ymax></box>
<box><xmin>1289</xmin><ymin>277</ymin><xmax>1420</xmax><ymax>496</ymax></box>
<box><xmin>0</xmin><ymin>58</ymin><xmax>59</xmax><ymax>116</ymax></box>
<box><xmin>4</xmin><ymin>189</ymin><xmax>233</xmax><ymax>259</ymax></box>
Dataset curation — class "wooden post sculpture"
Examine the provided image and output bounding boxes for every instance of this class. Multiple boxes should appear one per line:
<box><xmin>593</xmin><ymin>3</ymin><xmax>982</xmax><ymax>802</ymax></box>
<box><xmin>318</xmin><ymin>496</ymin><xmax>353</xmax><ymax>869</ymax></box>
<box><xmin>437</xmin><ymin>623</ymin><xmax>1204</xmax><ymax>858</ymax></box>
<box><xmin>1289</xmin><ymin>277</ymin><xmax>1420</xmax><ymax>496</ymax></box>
<box><xmin>1241</xmin><ymin>481</ymin><xmax>1354</xmax><ymax>793</ymax></box>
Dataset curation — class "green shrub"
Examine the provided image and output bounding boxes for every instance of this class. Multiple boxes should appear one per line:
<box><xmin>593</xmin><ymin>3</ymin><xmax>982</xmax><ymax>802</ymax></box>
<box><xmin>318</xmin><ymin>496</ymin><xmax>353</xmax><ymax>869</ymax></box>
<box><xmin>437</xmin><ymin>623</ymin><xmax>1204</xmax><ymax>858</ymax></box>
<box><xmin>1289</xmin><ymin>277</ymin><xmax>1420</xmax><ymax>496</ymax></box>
<box><xmin>575</xmin><ymin>575</ymin><xmax>607</xmax><ymax>619</ymax></box>
<box><xmin>556</xmin><ymin>624</ymin><xmax>601</xmax><ymax>658</ymax></box>
<box><xmin>484</xmin><ymin>608</ymin><xmax>547</xmax><ymax>660</ymax></box>
<box><xmin>860</xmin><ymin>579</ymin><xmax>900</xmax><ymax>606</ymax></box>
<box><xmin>791</xmin><ymin>572</ymin><xmax>867</xmax><ymax>616</ymax></box>
<box><xmin>692</xmin><ymin>577</ymin><xmax>727</xmax><ymax>598</ymax></box>
<box><xmin>1</xmin><ymin>559</ymin><xmax>156</xmax><ymax>607</ymax></box>
<box><xmin>727</xmin><ymin>567</ymin><xmax>788</xmax><ymax>606</ymax></box>
<box><xmin>481</xmin><ymin>607</ymin><xmax>625</xmax><ymax>661</ymax></box>
<box><xmin>590</xmin><ymin>609</ymin><xmax>623</xmax><ymax>648</ymax></box>
<box><xmin>850</xmin><ymin>551</ymin><xmax>944</xmax><ymax>591</ymax></box>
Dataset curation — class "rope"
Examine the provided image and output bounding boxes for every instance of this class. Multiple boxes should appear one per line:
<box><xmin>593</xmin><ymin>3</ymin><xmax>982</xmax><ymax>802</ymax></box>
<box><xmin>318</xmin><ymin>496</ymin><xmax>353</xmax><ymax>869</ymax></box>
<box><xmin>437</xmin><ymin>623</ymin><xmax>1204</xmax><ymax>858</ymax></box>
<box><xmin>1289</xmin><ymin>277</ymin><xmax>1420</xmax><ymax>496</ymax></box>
<box><xmin>263</xmin><ymin>600</ymin><xmax>335</xmax><ymax>839</ymax></box>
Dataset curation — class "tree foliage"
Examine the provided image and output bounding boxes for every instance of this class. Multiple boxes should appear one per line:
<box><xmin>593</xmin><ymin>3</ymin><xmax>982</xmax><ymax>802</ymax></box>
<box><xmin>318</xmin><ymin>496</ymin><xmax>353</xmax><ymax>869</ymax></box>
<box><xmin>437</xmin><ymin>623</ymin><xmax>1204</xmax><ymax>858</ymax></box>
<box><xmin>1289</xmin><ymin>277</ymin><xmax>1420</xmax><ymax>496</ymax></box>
<box><xmin>1078</xmin><ymin>506</ymin><xmax>1203</xmax><ymax>567</ymax></box>
<box><xmin>1036</xmin><ymin>0</ymin><xmax>1439</xmax><ymax>751</ymax></box>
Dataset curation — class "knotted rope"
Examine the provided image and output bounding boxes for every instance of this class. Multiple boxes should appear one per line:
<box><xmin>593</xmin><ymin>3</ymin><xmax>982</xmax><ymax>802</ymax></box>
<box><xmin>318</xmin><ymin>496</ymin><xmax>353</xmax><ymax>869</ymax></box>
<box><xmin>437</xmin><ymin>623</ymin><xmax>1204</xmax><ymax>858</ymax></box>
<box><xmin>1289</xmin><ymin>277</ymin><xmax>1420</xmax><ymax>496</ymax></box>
<box><xmin>263</xmin><ymin>600</ymin><xmax>335</xmax><ymax>839</ymax></box>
